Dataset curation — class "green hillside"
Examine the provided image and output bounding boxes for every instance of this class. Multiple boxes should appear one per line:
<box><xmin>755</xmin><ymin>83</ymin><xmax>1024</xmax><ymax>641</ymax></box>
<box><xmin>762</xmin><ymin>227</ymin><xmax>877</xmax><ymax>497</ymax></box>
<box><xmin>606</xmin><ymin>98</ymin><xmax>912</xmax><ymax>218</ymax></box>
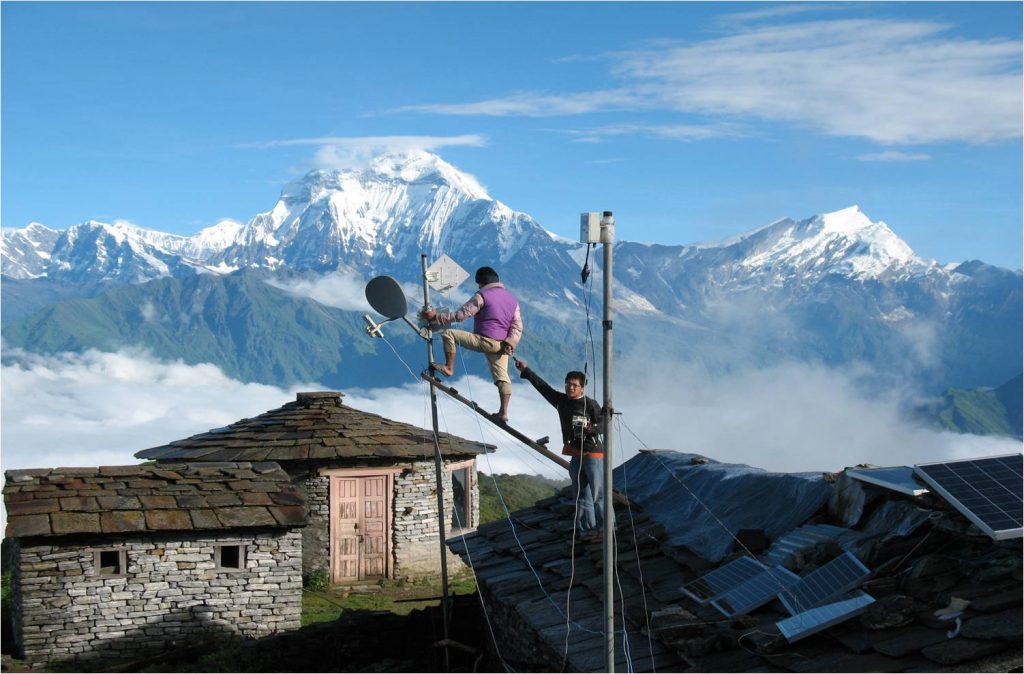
<box><xmin>0</xmin><ymin>271</ymin><xmax>418</xmax><ymax>389</ymax></box>
<box><xmin>477</xmin><ymin>472</ymin><xmax>569</xmax><ymax>524</ymax></box>
<box><xmin>1</xmin><ymin>271</ymin><xmax>588</xmax><ymax>391</ymax></box>
<box><xmin>926</xmin><ymin>374</ymin><xmax>1022</xmax><ymax>438</ymax></box>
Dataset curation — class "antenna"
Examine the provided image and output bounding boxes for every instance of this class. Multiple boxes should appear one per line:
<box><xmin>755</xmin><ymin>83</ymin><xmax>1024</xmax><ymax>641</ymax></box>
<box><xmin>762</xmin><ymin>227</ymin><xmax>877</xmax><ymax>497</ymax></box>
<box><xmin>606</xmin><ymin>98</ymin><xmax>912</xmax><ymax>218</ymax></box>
<box><xmin>362</xmin><ymin>314</ymin><xmax>385</xmax><ymax>338</ymax></box>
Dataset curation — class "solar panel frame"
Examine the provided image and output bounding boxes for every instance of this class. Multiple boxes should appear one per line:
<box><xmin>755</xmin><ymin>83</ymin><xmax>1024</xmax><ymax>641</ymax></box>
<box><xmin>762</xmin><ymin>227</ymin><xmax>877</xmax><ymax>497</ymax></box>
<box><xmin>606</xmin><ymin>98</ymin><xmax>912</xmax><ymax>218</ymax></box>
<box><xmin>776</xmin><ymin>591</ymin><xmax>876</xmax><ymax>643</ymax></box>
<box><xmin>847</xmin><ymin>466</ymin><xmax>930</xmax><ymax>496</ymax></box>
<box><xmin>680</xmin><ymin>556</ymin><xmax>766</xmax><ymax>604</ymax></box>
<box><xmin>914</xmin><ymin>454</ymin><xmax>1023</xmax><ymax>540</ymax></box>
<box><xmin>778</xmin><ymin>551</ymin><xmax>871</xmax><ymax>615</ymax></box>
<box><xmin>711</xmin><ymin>566</ymin><xmax>801</xmax><ymax>617</ymax></box>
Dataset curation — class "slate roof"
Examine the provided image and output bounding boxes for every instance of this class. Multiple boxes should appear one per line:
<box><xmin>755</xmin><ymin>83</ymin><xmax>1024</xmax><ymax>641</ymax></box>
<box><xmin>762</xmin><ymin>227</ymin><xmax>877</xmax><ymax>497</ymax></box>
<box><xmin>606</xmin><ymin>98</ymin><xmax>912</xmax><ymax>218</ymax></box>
<box><xmin>135</xmin><ymin>391</ymin><xmax>493</xmax><ymax>463</ymax></box>
<box><xmin>3</xmin><ymin>462</ymin><xmax>307</xmax><ymax>539</ymax></box>
<box><xmin>450</xmin><ymin>451</ymin><xmax>1023</xmax><ymax>672</ymax></box>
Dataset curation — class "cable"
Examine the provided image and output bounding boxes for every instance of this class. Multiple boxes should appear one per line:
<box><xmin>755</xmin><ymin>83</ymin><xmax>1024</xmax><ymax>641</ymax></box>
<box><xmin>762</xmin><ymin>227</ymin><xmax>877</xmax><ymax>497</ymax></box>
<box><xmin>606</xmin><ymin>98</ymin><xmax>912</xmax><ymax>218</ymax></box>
<box><xmin>615</xmin><ymin>417</ymin><xmax>657</xmax><ymax>672</ymax></box>
<box><xmin>448</xmin><ymin>482</ymin><xmax>516</xmax><ymax>673</ymax></box>
<box><xmin>380</xmin><ymin>333</ymin><xmax>424</xmax><ymax>384</ymax></box>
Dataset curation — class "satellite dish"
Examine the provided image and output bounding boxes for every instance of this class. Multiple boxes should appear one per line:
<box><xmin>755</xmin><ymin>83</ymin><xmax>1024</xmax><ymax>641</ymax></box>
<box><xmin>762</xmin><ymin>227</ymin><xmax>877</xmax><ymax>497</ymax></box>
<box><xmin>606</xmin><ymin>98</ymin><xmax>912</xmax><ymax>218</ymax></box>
<box><xmin>365</xmin><ymin>276</ymin><xmax>408</xmax><ymax>319</ymax></box>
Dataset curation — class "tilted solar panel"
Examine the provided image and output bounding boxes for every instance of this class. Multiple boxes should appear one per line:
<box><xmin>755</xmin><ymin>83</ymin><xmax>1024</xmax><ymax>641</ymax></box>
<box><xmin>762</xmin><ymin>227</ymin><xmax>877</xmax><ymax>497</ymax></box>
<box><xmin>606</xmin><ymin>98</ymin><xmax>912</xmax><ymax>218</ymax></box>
<box><xmin>777</xmin><ymin>591</ymin><xmax>876</xmax><ymax>643</ymax></box>
<box><xmin>680</xmin><ymin>556</ymin><xmax>765</xmax><ymax>604</ymax></box>
<box><xmin>914</xmin><ymin>454</ymin><xmax>1023</xmax><ymax>540</ymax></box>
<box><xmin>778</xmin><ymin>551</ymin><xmax>871</xmax><ymax>615</ymax></box>
<box><xmin>847</xmin><ymin>466</ymin><xmax>929</xmax><ymax>496</ymax></box>
<box><xmin>711</xmin><ymin>566</ymin><xmax>801</xmax><ymax>617</ymax></box>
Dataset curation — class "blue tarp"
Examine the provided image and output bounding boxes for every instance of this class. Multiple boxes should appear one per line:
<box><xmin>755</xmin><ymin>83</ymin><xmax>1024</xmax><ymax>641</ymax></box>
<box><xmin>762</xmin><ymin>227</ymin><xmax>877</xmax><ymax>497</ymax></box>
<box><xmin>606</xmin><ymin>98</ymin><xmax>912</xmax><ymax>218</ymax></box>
<box><xmin>614</xmin><ymin>451</ymin><xmax>832</xmax><ymax>563</ymax></box>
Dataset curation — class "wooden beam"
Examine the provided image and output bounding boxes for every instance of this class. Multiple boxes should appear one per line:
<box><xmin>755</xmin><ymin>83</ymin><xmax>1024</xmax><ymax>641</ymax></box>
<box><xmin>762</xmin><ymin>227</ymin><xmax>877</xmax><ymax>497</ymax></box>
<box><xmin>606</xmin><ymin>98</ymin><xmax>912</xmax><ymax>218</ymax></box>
<box><xmin>420</xmin><ymin>371</ymin><xmax>571</xmax><ymax>470</ymax></box>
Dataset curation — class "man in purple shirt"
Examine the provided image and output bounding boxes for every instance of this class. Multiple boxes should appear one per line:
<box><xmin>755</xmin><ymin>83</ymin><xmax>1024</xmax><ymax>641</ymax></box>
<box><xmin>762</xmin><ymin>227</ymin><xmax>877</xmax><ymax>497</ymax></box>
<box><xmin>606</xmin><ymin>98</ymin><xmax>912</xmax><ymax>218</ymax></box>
<box><xmin>421</xmin><ymin>266</ymin><xmax>523</xmax><ymax>422</ymax></box>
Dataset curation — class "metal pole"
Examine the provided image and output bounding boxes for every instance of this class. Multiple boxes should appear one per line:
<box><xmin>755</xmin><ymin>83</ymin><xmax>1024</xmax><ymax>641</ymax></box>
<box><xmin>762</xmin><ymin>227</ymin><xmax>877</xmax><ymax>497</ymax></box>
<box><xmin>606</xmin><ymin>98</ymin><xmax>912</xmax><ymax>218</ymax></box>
<box><xmin>601</xmin><ymin>211</ymin><xmax>616</xmax><ymax>673</ymax></box>
<box><xmin>422</xmin><ymin>253</ymin><xmax>452</xmax><ymax>672</ymax></box>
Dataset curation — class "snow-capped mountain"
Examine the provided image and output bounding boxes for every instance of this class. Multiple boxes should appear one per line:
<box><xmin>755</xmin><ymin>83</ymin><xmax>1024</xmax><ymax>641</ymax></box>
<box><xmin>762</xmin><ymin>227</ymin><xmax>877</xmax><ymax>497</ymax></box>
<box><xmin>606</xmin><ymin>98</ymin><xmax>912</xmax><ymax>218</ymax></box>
<box><xmin>1</xmin><ymin>151</ymin><xmax>549</xmax><ymax>281</ymax></box>
<box><xmin>1</xmin><ymin>223</ymin><xmax>60</xmax><ymax>279</ymax></box>
<box><xmin>0</xmin><ymin>152</ymin><xmax>944</xmax><ymax>291</ymax></box>
<box><xmin>2</xmin><ymin>151</ymin><xmax>1020</xmax><ymax>394</ymax></box>
<box><xmin>716</xmin><ymin>206</ymin><xmax>933</xmax><ymax>282</ymax></box>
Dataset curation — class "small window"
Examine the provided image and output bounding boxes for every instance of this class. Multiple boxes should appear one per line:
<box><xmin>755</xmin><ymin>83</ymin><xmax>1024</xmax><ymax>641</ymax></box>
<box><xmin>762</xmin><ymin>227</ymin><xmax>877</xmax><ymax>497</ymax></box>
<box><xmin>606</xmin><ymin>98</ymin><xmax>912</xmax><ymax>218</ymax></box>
<box><xmin>93</xmin><ymin>548</ymin><xmax>127</xmax><ymax>576</ymax></box>
<box><xmin>215</xmin><ymin>544</ymin><xmax>246</xmax><ymax>570</ymax></box>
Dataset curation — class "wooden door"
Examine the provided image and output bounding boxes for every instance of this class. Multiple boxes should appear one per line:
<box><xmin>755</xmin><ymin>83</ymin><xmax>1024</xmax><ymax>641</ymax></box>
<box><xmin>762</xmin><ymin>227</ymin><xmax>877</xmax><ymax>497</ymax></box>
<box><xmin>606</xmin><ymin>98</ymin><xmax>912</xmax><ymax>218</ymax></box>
<box><xmin>330</xmin><ymin>474</ymin><xmax>390</xmax><ymax>583</ymax></box>
<box><xmin>332</xmin><ymin>477</ymin><xmax>360</xmax><ymax>583</ymax></box>
<box><xmin>361</xmin><ymin>476</ymin><xmax>387</xmax><ymax>580</ymax></box>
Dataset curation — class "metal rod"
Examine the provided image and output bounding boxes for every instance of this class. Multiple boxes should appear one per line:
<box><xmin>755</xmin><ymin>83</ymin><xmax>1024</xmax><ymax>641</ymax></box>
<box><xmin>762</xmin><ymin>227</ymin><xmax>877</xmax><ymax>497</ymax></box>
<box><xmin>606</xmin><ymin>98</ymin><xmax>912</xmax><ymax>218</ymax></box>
<box><xmin>420</xmin><ymin>371</ymin><xmax>571</xmax><ymax>469</ymax></box>
<box><xmin>422</xmin><ymin>253</ymin><xmax>451</xmax><ymax>672</ymax></box>
<box><xmin>601</xmin><ymin>211</ymin><xmax>616</xmax><ymax>673</ymax></box>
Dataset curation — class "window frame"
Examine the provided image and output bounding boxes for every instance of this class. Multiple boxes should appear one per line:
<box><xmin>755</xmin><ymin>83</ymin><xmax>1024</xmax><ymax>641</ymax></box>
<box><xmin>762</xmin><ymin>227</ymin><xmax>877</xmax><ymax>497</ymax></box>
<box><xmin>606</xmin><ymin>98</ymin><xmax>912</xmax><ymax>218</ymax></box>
<box><xmin>214</xmin><ymin>543</ymin><xmax>248</xmax><ymax>572</ymax></box>
<box><xmin>447</xmin><ymin>459</ymin><xmax>476</xmax><ymax>531</ymax></box>
<box><xmin>92</xmin><ymin>547</ymin><xmax>128</xmax><ymax>577</ymax></box>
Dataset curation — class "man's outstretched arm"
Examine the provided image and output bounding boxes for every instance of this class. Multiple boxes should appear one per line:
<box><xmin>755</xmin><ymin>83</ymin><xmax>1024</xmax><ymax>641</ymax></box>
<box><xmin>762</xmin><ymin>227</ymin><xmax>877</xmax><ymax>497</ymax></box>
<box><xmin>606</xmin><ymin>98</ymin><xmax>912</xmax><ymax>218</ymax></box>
<box><xmin>514</xmin><ymin>359</ymin><xmax>561</xmax><ymax>408</ymax></box>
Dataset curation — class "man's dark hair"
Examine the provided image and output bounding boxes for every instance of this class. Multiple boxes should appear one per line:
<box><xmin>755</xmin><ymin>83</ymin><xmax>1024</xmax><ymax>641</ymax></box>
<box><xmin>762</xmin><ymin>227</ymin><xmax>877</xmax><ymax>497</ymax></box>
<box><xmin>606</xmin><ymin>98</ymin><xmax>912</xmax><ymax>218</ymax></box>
<box><xmin>565</xmin><ymin>371</ymin><xmax>587</xmax><ymax>386</ymax></box>
<box><xmin>475</xmin><ymin>266</ymin><xmax>499</xmax><ymax>285</ymax></box>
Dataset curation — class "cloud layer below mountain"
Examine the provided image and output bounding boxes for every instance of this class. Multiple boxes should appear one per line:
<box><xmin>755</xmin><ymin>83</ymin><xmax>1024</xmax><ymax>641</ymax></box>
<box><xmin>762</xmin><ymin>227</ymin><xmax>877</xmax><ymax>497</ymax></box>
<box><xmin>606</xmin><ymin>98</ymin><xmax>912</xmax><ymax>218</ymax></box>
<box><xmin>4</xmin><ymin>349</ymin><xmax>1018</xmax><ymax>484</ymax></box>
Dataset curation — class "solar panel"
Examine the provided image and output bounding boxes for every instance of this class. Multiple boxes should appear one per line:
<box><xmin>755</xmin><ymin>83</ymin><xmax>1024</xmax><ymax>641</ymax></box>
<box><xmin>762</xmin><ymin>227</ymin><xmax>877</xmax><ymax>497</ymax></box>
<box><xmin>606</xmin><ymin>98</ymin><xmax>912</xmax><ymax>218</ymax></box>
<box><xmin>777</xmin><ymin>591</ymin><xmax>876</xmax><ymax>643</ymax></box>
<box><xmin>914</xmin><ymin>454</ymin><xmax>1023</xmax><ymax>540</ymax></box>
<box><xmin>778</xmin><ymin>552</ymin><xmax>871</xmax><ymax>615</ymax></box>
<box><xmin>711</xmin><ymin>566</ymin><xmax>801</xmax><ymax>617</ymax></box>
<box><xmin>847</xmin><ymin>466</ymin><xmax>930</xmax><ymax>496</ymax></box>
<box><xmin>680</xmin><ymin>556</ymin><xmax>766</xmax><ymax>604</ymax></box>
<box><xmin>761</xmin><ymin>523</ymin><xmax>852</xmax><ymax>568</ymax></box>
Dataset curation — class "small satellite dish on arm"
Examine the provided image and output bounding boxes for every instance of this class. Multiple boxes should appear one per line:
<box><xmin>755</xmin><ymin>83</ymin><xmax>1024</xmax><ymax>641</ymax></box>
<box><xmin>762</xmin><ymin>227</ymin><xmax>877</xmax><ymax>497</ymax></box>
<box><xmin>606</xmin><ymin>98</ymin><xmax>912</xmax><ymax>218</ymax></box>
<box><xmin>365</xmin><ymin>276</ymin><xmax>408</xmax><ymax>319</ymax></box>
<box><xmin>363</xmin><ymin>275</ymin><xmax>427</xmax><ymax>340</ymax></box>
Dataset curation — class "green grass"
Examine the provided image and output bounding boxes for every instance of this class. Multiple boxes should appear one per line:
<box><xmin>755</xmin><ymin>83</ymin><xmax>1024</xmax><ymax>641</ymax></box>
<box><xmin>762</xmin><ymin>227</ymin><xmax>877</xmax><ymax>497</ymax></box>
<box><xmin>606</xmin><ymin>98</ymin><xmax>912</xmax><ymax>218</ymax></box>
<box><xmin>301</xmin><ymin>572</ymin><xmax>477</xmax><ymax>626</ymax></box>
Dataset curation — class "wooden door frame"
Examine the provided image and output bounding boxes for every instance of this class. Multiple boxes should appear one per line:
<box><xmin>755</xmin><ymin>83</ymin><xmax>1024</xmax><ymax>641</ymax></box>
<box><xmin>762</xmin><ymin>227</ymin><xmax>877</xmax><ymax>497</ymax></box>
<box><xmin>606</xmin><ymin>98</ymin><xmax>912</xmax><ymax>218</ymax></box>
<box><xmin>446</xmin><ymin>459</ymin><xmax>477</xmax><ymax>531</ymax></box>
<box><xmin>322</xmin><ymin>467</ymin><xmax>403</xmax><ymax>582</ymax></box>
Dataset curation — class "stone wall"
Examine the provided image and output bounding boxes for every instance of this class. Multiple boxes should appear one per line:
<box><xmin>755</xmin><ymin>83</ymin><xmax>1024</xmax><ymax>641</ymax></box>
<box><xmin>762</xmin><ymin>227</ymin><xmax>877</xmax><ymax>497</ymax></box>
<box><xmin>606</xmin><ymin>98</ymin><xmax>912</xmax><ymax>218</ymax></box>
<box><xmin>393</xmin><ymin>460</ymin><xmax>476</xmax><ymax>578</ymax></box>
<box><xmin>475</xmin><ymin>589</ymin><xmax>565</xmax><ymax>671</ymax></box>
<box><xmin>12</xmin><ymin>528</ymin><xmax>302</xmax><ymax>665</ymax></box>
<box><xmin>298</xmin><ymin>467</ymin><xmax>330</xmax><ymax>579</ymax></box>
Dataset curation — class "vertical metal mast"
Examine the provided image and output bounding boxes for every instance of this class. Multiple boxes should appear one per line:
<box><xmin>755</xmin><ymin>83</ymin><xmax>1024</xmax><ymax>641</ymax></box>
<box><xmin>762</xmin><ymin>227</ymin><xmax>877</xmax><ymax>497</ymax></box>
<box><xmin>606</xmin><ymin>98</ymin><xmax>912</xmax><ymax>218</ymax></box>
<box><xmin>601</xmin><ymin>211</ymin><xmax>616</xmax><ymax>673</ymax></box>
<box><xmin>421</xmin><ymin>253</ymin><xmax>451</xmax><ymax>672</ymax></box>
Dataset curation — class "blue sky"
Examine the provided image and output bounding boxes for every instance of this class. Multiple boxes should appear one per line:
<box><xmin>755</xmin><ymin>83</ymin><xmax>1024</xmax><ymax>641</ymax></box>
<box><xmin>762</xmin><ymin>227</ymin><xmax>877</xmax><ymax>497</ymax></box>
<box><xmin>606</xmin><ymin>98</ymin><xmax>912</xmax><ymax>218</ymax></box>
<box><xmin>2</xmin><ymin>1</ymin><xmax>1021</xmax><ymax>268</ymax></box>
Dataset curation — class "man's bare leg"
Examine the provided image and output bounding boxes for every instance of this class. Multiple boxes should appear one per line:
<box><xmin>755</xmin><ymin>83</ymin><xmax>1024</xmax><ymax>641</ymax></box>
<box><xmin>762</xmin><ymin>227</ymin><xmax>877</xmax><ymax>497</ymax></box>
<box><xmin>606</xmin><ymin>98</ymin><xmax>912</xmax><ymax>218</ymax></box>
<box><xmin>496</xmin><ymin>393</ymin><xmax>511</xmax><ymax>422</ymax></box>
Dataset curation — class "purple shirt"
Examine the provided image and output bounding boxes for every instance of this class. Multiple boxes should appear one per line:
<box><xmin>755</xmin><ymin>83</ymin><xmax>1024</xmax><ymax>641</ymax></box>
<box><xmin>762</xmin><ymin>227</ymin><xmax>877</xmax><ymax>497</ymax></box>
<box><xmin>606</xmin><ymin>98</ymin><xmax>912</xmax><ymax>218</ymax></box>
<box><xmin>438</xmin><ymin>282</ymin><xmax>523</xmax><ymax>347</ymax></box>
<box><xmin>474</xmin><ymin>286</ymin><xmax>519</xmax><ymax>342</ymax></box>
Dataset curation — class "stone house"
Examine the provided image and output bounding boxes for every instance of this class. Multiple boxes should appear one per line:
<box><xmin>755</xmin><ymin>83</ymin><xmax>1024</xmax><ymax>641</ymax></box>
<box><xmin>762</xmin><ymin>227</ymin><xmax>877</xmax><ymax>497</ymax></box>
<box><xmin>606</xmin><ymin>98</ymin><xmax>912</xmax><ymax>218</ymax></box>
<box><xmin>135</xmin><ymin>391</ymin><xmax>493</xmax><ymax>583</ymax></box>
<box><xmin>2</xmin><ymin>461</ymin><xmax>306</xmax><ymax>665</ymax></box>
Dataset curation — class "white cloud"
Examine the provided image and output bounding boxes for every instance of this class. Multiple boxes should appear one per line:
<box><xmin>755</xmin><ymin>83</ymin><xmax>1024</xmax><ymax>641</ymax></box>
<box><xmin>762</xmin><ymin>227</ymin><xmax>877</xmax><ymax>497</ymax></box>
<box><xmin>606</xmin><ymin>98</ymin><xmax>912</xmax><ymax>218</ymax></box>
<box><xmin>240</xmin><ymin>134</ymin><xmax>487</xmax><ymax>168</ymax></box>
<box><xmin>3</xmin><ymin>349</ymin><xmax>1019</xmax><ymax>530</ymax></box>
<box><xmin>721</xmin><ymin>4</ymin><xmax>843</xmax><ymax>25</ymax></box>
<box><xmin>394</xmin><ymin>90</ymin><xmax>646</xmax><ymax>117</ymax></box>
<box><xmin>858</xmin><ymin>151</ymin><xmax>932</xmax><ymax>162</ymax></box>
<box><xmin>614</xmin><ymin>18</ymin><xmax>1021</xmax><ymax>145</ymax></box>
<box><xmin>564</xmin><ymin>122</ymin><xmax>748</xmax><ymax>144</ymax></box>
<box><xmin>609</xmin><ymin>357</ymin><xmax>1022</xmax><ymax>473</ymax></box>
<box><xmin>0</xmin><ymin>348</ymin><xmax>312</xmax><ymax>472</ymax></box>
<box><xmin>265</xmin><ymin>271</ymin><xmax>375</xmax><ymax>313</ymax></box>
<box><xmin>403</xmin><ymin>17</ymin><xmax>1021</xmax><ymax>145</ymax></box>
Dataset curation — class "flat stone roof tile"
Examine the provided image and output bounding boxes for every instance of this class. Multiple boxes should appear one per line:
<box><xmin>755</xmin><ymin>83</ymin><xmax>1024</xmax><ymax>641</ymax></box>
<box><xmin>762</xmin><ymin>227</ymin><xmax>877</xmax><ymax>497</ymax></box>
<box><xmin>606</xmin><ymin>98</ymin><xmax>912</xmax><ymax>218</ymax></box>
<box><xmin>4</xmin><ymin>461</ymin><xmax>306</xmax><ymax>538</ymax></box>
<box><xmin>6</xmin><ymin>514</ymin><xmax>51</xmax><ymax>538</ymax></box>
<box><xmin>134</xmin><ymin>391</ymin><xmax>493</xmax><ymax>463</ymax></box>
